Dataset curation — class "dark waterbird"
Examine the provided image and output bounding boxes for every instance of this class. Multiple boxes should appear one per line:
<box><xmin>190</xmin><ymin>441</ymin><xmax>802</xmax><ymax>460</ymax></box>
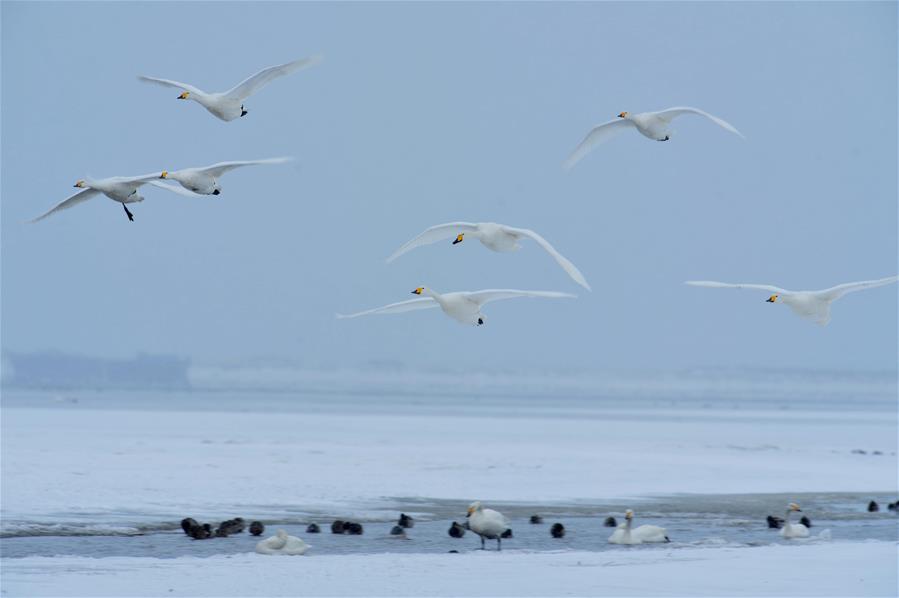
<box><xmin>331</xmin><ymin>520</ymin><xmax>346</xmax><ymax>534</ymax></box>
<box><xmin>766</xmin><ymin>515</ymin><xmax>784</xmax><ymax>529</ymax></box>
<box><xmin>249</xmin><ymin>521</ymin><xmax>265</xmax><ymax>536</ymax></box>
<box><xmin>398</xmin><ymin>513</ymin><xmax>414</xmax><ymax>528</ymax></box>
<box><xmin>306</xmin><ymin>523</ymin><xmax>321</xmax><ymax>534</ymax></box>
<box><xmin>501</xmin><ymin>528</ymin><xmax>513</xmax><ymax>538</ymax></box>
<box><xmin>529</xmin><ymin>515</ymin><xmax>543</xmax><ymax>524</ymax></box>
<box><xmin>550</xmin><ymin>523</ymin><xmax>565</xmax><ymax>538</ymax></box>
<box><xmin>603</xmin><ymin>516</ymin><xmax>618</xmax><ymax>527</ymax></box>
<box><xmin>868</xmin><ymin>500</ymin><xmax>879</xmax><ymax>512</ymax></box>
<box><xmin>448</xmin><ymin>521</ymin><xmax>466</xmax><ymax>538</ymax></box>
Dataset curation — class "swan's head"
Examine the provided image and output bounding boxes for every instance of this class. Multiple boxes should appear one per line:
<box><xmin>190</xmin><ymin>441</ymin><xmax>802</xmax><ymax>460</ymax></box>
<box><xmin>177</xmin><ymin>91</ymin><xmax>190</xmax><ymax>100</ymax></box>
<box><xmin>625</xmin><ymin>509</ymin><xmax>634</xmax><ymax>520</ymax></box>
<box><xmin>618</xmin><ymin>111</ymin><xmax>629</xmax><ymax>118</ymax></box>
<box><xmin>159</xmin><ymin>171</ymin><xmax>168</xmax><ymax>179</ymax></box>
<box><xmin>452</xmin><ymin>233</ymin><xmax>465</xmax><ymax>245</ymax></box>
<box><xmin>766</xmin><ymin>294</ymin><xmax>779</xmax><ymax>303</ymax></box>
<box><xmin>73</xmin><ymin>180</ymin><xmax>86</xmax><ymax>188</ymax></box>
<box><xmin>467</xmin><ymin>501</ymin><xmax>482</xmax><ymax>516</ymax></box>
<box><xmin>788</xmin><ymin>503</ymin><xmax>802</xmax><ymax>512</ymax></box>
<box><xmin>412</xmin><ymin>287</ymin><xmax>425</xmax><ymax>295</ymax></box>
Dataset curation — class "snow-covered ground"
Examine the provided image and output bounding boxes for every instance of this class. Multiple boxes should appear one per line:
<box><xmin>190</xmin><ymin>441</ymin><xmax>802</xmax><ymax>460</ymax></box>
<box><xmin>3</xmin><ymin>542</ymin><xmax>895</xmax><ymax>597</ymax></box>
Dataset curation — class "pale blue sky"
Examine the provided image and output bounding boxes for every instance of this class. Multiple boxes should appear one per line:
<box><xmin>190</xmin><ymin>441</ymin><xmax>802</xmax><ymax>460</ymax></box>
<box><xmin>2</xmin><ymin>1</ymin><xmax>896</xmax><ymax>372</ymax></box>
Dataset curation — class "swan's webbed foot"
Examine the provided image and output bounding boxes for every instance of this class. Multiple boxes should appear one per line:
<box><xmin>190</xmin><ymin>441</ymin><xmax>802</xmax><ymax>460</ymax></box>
<box><xmin>658</xmin><ymin>135</ymin><xmax>670</xmax><ymax>142</ymax></box>
<box><xmin>477</xmin><ymin>318</ymin><xmax>484</xmax><ymax>326</ymax></box>
<box><xmin>123</xmin><ymin>204</ymin><xmax>134</xmax><ymax>221</ymax></box>
<box><xmin>240</xmin><ymin>105</ymin><xmax>248</xmax><ymax>117</ymax></box>
<box><xmin>212</xmin><ymin>189</ymin><xmax>221</xmax><ymax>195</ymax></box>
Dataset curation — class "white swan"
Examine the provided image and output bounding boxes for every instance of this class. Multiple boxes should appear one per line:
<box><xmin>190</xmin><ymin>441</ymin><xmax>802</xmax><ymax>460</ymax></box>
<box><xmin>685</xmin><ymin>276</ymin><xmax>899</xmax><ymax>325</ymax></box>
<box><xmin>159</xmin><ymin>157</ymin><xmax>292</xmax><ymax>195</ymax></box>
<box><xmin>337</xmin><ymin>287</ymin><xmax>576</xmax><ymax>326</ymax></box>
<box><xmin>564</xmin><ymin>106</ymin><xmax>743</xmax><ymax>168</ymax></box>
<box><xmin>466</xmin><ymin>501</ymin><xmax>509</xmax><ymax>550</ymax></box>
<box><xmin>386</xmin><ymin>222</ymin><xmax>591</xmax><ymax>291</ymax></box>
<box><xmin>139</xmin><ymin>56</ymin><xmax>322</xmax><ymax>122</ymax></box>
<box><xmin>608</xmin><ymin>510</ymin><xmax>670</xmax><ymax>545</ymax></box>
<box><xmin>255</xmin><ymin>529</ymin><xmax>309</xmax><ymax>555</ymax></box>
<box><xmin>31</xmin><ymin>174</ymin><xmax>200</xmax><ymax>222</ymax></box>
<box><xmin>780</xmin><ymin>503</ymin><xmax>810</xmax><ymax>539</ymax></box>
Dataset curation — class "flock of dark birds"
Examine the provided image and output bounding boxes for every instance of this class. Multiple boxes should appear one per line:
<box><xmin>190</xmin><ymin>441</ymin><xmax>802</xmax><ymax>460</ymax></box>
<box><xmin>179</xmin><ymin>500</ymin><xmax>894</xmax><ymax>545</ymax></box>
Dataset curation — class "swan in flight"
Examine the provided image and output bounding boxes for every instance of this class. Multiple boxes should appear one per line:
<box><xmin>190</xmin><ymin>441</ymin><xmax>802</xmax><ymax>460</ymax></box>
<box><xmin>685</xmin><ymin>276</ymin><xmax>899</xmax><ymax>325</ymax></box>
<box><xmin>31</xmin><ymin>173</ymin><xmax>200</xmax><ymax>222</ymax></box>
<box><xmin>386</xmin><ymin>222</ymin><xmax>591</xmax><ymax>291</ymax></box>
<box><xmin>608</xmin><ymin>510</ymin><xmax>670</xmax><ymax>545</ymax></box>
<box><xmin>159</xmin><ymin>157</ymin><xmax>292</xmax><ymax>195</ymax></box>
<box><xmin>466</xmin><ymin>501</ymin><xmax>509</xmax><ymax>550</ymax></box>
<box><xmin>255</xmin><ymin>529</ymin><xmax>310</xmax><ymax>555</ymax></box>
<box><xmin>337</xmin><ymin>287</ymin><xmax>576</xmax><ymax>326</ymax></box>
<box><xmin>780</xmin><ymin>503</ymin><xmax>810</xmax><ymax>539</ymax></box>
<box><xmin>139</xmin><ymin>56</ymin><xmax>322</xmax><ymax>122</ymax></box>
<box><xmin>564</xmin><ymin>106</ymin><xmax>743</xmax><ymax>169</ymax></box>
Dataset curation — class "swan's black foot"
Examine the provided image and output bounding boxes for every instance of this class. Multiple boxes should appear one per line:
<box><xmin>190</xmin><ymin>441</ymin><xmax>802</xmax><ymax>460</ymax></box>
<box><xmin>123</xmin><ymin>205</ymin><xmax>134</xmax><ymax>221</ymax></box>
<box><xmin>240</xmin><ymin>105</ymin><xmax>248</xmax><ymax>117</ymax></box>
<box><xmin>477</xmin><ymin>318</ymin><xmax>484</xmax><ymax>326</ymax></box>
<box><xmin>212</xmin><ymin>189</ymin><xmax>221</xmax><ymax>195</ymax></box>
<box><xmin>658</xmin><ymin>135</ymin><xmax>670</xmax><ymax>141</ymax></box>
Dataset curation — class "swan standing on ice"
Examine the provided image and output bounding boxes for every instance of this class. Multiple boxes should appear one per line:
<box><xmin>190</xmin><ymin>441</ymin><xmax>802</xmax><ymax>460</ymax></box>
<box><xmin>780</xmin><ymin>503</ymin><xmax>810</xmax><ymax>539</ymax></box>
<box><xmin>564</xmin><ymin>106</ymin><xmax>743</xmax><ymax>168</ymax></box>
<box><xmin>386</xmin><ymin>222</ymin><xmax>591</xmax><ymax>290</ymax></box>
<box><xmin>608</xmin><ymin>510</ymin><xmax>670</xmax><ymax>545</ymax></box>
<box><xmin>338</xmin><ymin>287</ymin><xmax>576</xmax><ymax>326</ymax></box>
<box><xmin>158</xmin><ymin>158</ymin><xmax>292</xmax><ymax>195</ymax></box>
<box><xmin>255</xmin><ymin>529</ymin><xmax>309</xmax><ymax>555</ymax></box>
<box><xmin>685</xmin><ymin>276</ymin><xmax>899</xmax><ymax>325</ymax></box>
<box><xmin>139</xmin><ymin>56</ymin><xmax>322</xmax><ymax>122</ymax></box>
<box><xmin>32</xmin><ymin>173</ymin><xmax>200</xmax><ymax>222</ymax></box>
<box><xmin>466</xmin><ymin>501</ymin><xmax>509</xmax><ymax>550</ymax></box>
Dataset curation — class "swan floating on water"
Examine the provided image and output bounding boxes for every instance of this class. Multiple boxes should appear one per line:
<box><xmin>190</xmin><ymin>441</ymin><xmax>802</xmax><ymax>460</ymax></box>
<box><xmin>466</xmin><ymin>501</ymin><xmax>509</xmax><ymax>550</ymax></box>
<box><xmin>338</xmin><ymin>287</ymin><xmax>576</xmax><ymax>326</ymax></box>
<box><xmin>685</xmin><ymin>276</ymin><xmax>899</xmax><ymax>325</ymax></box>
<box><xmin>564</xmin><ymin>106</ymin><xmax>742</xmax><ymax>168</ymax></box>
<box><xmin>139</xmin><ymin>56</ymin><xmax>322</xmax><ymax>122</ymax></box>
<box><xmin>387</xmin><ymin>222</ymin><xmax>591</xmax><ymax>290</ymax></box>
<box><xmin>780</xmin><ymin>503</ymin><xmax>810</xmax><ymax>539</ymax></box>
<box><xmin>608</xmin><ymin>510</ymin><xmax>670</xmax><ymax>544</ymax></box>
<box><xmin>255</xmin><ymin>529</ymin><xmax>309</xmax><ymax>555</ymax></box>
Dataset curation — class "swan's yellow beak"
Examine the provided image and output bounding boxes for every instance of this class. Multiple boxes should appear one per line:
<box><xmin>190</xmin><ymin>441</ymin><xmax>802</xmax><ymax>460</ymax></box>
<box><xmin>411</xmin><ymin>287</ymin><xmax>424</xmax><ymax>295</ymax></box>
<box><xmin>618</xmin><ymin>111</ymin><xmax>629</xmax><ymax>118</ymax></box>
<box><xmin>766</xmin><ymin>295</ymin><xmax>778</xmax><ymax>303</ymax></box>
<box><xmin>452</xmin><ymin>233</ymin><xmax>464</xmax><ymax>245</ymax></box>
<box><xmin>177</xmin><ymin>91</ymin><xmax>190</xmax><ymax>100</ymax></box>
<box><xmin>159</xmin><ymin>171</ymin><xmax>168</xmax><ymax>179</ymax></box>
<box><xmin>73</xmin><ymin>180</ymin><xmax>85</xmax><ymax>188</ymax></box>
<box><xmin>466</xmin><ymin>506</ymin><xmax>475</xmax><ymax>515</ymax></box>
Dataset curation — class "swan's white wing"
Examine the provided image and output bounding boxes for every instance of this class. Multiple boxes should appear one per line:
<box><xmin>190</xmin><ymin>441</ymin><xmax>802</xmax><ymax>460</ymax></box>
<box><xmin>817</xmin><ymin>276</ymin><xmax>899</xmax><ymax>300</ymax></box>
<box><xmin>31</xmin><ymin>188</ymin><xmax>99</xmax><ymax>222</ymax></box>
<box><xmin>336</xmin><ymin>297</ymin><xmax>439</xmax><ymax>319</ymax></box>
<box><xmin>386</xmin><ymin>222</ymin><xmax>479</xmax><ymax>263</ymax></box>
<box><xmin>465</xmin><ymin>289</ymin><xmax>577</xmax><ymax>306</ymax></box>
<box><xmin>188</xmin><ymin>157</ymin><xmax>293</xmax><ymax>179</ymax></box>
<box><xmin>222</xmin><ymin>55</ymin><xmax>322</xmax><ymax>101</ymax></box>
<box><xmin>654</xmin><ymin>107</ymin><xmax>744</xmax><ymax>138</ymax></box>
<box><xmin>505</xmin><ymin>227</ymin><xmax>591</xmax><ymax>290</ymax></box>
<box><xmin>137</xmin><ymin>76</ymin><xmax>205</xmax><ymax>96</ymax></box>
<box><xmin>145</xmin><ymin>180</ymin><xmax>206</xmax><ymax>198</ymax></box>
<box><xmin>563</xmin><ymin>118</ymin><xmax>634</xmax><ymax>169</ymax></box>
<box><xmin>685</xmin><ymin>281</ymin><xmax>789</xmax><ymax>294</ymax></box>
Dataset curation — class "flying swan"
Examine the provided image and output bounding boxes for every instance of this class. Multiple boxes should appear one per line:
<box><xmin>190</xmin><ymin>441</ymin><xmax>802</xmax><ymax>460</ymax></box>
<box><xmin>159</xmin><ymin>157</ymin><xmax>292</xmax><ymax>195</ymax></box>
<box><xmin>608</xmin><ymin>509</ymin><xmax>670</xmax><ymax>545</ymax></box>
<box><xmin>466</xmin><ymin>501</ymin><xmax>509</xmax><ymax>550</ymax></box>
<box><xmin>32</xmin><ymin>173</ymin><xmax>200</xmax><ymax>222</ymax></box>
<box><xmin>139</xmin><ymin>56</ymin><xmax>322</xmax><ymax>122</ymax></box>
<box><xmin>564</xmin><ymin>106</ymin><xmax>743</xmax><ymax>169</ymax></box>
<box><xmin>337</xmin><ymin>287</ymin><xmax>576</xmax><ymax>326</ymax></box>
<box><xmin>386</xmin><ymin>222</ymin><xmax>591</xmax><ymax>290</ymax></box>
<box><xmin>255</xmin><ymin>529</ymin><xmax>310</xmax><ymax>555</ymax></box>
<box><xmin>685</xmin><ymin>276</ymin><xmax>899</xmax><ymax>325</ymax></box>
<box><xmin>779</xmin><ymin>503</ymin><xmax>810</xmax><ymax>539</ymax></box>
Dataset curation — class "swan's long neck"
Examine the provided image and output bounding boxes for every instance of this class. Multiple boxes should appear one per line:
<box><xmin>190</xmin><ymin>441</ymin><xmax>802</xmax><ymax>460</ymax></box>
<box><xmin>422</xmin><ymin>288</ymin><xmax>445</xmax><ymax>305</ymax></box>
<box><xmin>624</xmin><ymin>516</ymin><xmax>632</xmax><ymax>540</ymax></box>
<box><xmin>783</xmin><ymin>509</ymin><xmax>792</xmax><ymax>531</ymax></box>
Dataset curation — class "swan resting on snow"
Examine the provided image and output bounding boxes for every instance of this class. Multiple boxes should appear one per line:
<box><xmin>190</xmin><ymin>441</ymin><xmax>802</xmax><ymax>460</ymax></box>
<box><xmin>387</xmin><ymin>222</ymin><xmax>591</xmax><ymax>290</ymax></box>
<box><xmin>608</xmin><ymin>509</ymin><xmax>670</xmax><ymax>544</ymax></box>
<box><xmin>338</xmin><ymin>287</ymin><xmax>576</xmax><ymax>326</ymax></box>
<box><xmin>159</xmin><ymin>158</ymin><xmax>292</xmax><ymax>195</ymax></box>
<box><xmin>564</xmin><ymin>106</ymin><xmax>743</xmax><ymax>168</ymax></box>
<box><xmin>466</xmin><ymin>501</ymin><xmax>509</xmax><ymax>550</ymax></box>
<box><xmin>255</xmin><ymin>529</ymin><xmax>309</xmax><ymax>555</ymax></box>
<box><xmin>139</xmin><ymin>56</ymin><xmax>322</xmax><ymax>122</ymax></box>
<box><xmin>685</xmin><ymin>276</ymin><xmax>899</xmax><ymax>325</ymax></box>
<box><xmin>32</xmin><ymin>173</ymin><xmax>200</xmax><ymax>222</ymax></box>
<box><xmin>780</xmin><ymin>503</ymin><xmax>810</xmax><ymax>539</ymax></box>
